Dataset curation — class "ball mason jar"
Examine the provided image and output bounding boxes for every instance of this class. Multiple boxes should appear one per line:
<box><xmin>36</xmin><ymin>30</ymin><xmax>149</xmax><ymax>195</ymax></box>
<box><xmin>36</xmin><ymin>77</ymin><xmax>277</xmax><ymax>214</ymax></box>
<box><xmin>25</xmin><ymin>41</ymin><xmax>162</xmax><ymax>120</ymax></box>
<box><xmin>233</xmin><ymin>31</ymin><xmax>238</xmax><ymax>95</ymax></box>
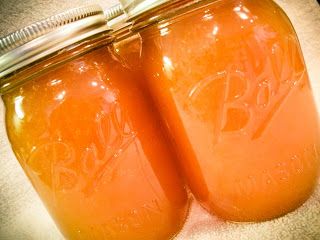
<box><xmin>118</xmin><ymin>0</ymin><xmax>320</xmax><ymax>222</ymax></box>
<box><xmin>0</xmin><ymin>5</ymin><xmax>189</xmax><ymax>240</ymax></box>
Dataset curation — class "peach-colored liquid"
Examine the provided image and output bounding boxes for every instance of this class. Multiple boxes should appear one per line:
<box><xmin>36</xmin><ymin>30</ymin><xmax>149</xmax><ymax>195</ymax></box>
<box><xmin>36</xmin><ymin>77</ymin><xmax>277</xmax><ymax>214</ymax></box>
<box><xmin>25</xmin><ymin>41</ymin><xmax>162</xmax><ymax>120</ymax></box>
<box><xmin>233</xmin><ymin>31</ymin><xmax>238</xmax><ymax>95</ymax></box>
<box><xmin>3</xmin><ymin>46</ymin><xmax>189</xmax><ymax>239</ymax></box>
<box><xmin>140</xmin><ymin>0</ymin><xmax>320</xmax><ymax>221</ymax></box>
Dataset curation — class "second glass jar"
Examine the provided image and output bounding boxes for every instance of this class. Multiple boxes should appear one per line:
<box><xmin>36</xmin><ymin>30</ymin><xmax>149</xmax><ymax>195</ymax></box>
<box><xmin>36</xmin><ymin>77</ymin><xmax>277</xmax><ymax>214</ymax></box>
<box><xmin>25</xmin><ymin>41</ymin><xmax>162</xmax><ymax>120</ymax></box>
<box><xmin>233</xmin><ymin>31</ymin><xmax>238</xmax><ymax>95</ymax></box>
<box><xmin>117</xmin><ymin>0</ymin><xmax>320</xmax><ymax>222</ymax></box>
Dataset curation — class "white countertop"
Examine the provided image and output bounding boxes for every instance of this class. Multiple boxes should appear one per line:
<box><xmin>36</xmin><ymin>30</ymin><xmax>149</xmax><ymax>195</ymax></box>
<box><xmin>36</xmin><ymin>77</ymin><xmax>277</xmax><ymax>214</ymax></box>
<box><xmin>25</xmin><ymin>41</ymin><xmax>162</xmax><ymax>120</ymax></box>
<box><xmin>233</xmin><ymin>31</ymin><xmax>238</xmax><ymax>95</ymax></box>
<box><xmin>0</xmin><ymin>0</ymin><xmax>320</xmax><ymax>239</ymax></box>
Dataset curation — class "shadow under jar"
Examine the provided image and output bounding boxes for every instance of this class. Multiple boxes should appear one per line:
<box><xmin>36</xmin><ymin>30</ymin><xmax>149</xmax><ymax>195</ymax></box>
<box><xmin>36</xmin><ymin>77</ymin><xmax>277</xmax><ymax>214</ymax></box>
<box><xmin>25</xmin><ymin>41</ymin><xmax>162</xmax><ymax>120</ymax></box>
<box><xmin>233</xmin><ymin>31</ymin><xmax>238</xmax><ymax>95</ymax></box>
<box><xmin>0</xmin><ymin>6</ymin><xmax>189</xmax><ymax>240</ymax></box>
<box><xmin>118</xmin><ymin>0</ymin><xmax>320</xmax><ymax>222</ymax></box>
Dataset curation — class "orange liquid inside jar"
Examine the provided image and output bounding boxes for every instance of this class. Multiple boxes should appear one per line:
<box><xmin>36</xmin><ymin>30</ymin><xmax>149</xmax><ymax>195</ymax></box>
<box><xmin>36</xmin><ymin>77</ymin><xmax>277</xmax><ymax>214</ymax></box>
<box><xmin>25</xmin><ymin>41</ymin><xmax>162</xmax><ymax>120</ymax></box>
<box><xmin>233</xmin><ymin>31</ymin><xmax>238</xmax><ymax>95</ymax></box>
<box><xmin>1</xmin><ymin>8</ymin><xmax>189</xmax><ymax>240</ymax></box>
<box><xmin>136</xmin><ymin>0</ymin><xmax>320</xmax><ymax>221</ymax></box>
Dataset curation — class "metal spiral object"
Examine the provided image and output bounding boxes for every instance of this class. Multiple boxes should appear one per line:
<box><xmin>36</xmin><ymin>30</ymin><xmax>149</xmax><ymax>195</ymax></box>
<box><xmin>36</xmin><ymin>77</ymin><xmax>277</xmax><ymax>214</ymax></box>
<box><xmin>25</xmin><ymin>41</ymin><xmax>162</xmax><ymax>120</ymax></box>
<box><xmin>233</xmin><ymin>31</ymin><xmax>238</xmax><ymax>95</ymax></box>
<box><xmin>104</xmin><ymin>4</ymin><xmax>125</xmax><ymax>21</ymax></box>
<box><xmin>0</xmin><ymin>5</ymin><xmax>103</xmax><ymax>55</ymax></box>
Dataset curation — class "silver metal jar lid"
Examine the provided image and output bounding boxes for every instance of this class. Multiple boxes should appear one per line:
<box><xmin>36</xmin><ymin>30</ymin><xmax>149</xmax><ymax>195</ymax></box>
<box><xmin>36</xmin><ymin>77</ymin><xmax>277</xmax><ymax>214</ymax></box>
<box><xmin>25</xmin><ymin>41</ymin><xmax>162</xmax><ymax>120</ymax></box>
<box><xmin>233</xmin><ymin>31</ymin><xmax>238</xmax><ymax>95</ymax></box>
<box><xmin>0</xmin><ymin>5</ymin><xmax>111</xmax><ymax>80</ymax></box>
<box><xmin>104</xmin><ymin>4</ymin><xmax>128</xmax><ymax>30</ymax></box>
<box><xmin>104</xmin><ymin>4</ymin><xmax>126</xmax><ymax>23</ymax></box>
<box><xmin>118</xmin><ymin>0</ymin><xmax>172</xmax><ymax>19</ymax></box>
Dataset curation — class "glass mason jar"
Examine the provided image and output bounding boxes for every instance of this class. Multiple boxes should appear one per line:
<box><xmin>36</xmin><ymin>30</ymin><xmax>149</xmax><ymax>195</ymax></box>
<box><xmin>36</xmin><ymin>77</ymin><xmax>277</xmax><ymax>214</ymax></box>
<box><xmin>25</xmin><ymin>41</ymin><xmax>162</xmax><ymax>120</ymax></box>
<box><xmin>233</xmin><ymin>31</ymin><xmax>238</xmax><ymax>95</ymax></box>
<box><xmin>118</xmin><ymin>0</ymin><xmax>320</xmax><ymax>222</ymax></box>
<box><xmin>0</xmin><ymin>6</ymin><xmax>189</xmax><ymax>240</ymax></box>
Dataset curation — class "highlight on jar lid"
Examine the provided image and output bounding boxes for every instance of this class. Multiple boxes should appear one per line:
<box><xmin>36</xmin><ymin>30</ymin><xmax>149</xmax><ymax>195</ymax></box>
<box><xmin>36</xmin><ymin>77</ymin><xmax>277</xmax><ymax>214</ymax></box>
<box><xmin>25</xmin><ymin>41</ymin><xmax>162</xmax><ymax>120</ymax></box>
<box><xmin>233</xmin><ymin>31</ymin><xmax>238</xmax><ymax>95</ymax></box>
<box><xmin>119</xmin><ymin>0</ymin><xmax>173</xmax><ymax>19</ymax></box>
<box><xmin>0</xmin><ymin>5</ymin><xmax>110</xmax><ymax>92</ymax></box>
<box><xmin>104</xmin><ymin>3</ymin><xmax>127</xmax><ymax>28</ymax></box>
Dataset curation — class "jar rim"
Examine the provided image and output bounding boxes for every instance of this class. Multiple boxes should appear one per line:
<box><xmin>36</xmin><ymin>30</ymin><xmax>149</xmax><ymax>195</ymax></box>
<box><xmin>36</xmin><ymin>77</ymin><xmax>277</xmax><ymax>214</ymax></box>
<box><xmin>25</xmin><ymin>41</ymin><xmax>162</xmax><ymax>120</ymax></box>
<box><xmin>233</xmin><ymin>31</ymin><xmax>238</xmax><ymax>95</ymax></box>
<box><xmin>119</xmin><ymin>0</ymin><xmax>173</xmax><ymax>20</ymax></box>
<box><xmin>128</xmin><ymin>0</ymin><xmax>218</xmax><ymax>33</ymax></box>
<box><xmin>0</xmin><ymin>5</ymin><xmax>111</xmax><ymax>80</ymax></box>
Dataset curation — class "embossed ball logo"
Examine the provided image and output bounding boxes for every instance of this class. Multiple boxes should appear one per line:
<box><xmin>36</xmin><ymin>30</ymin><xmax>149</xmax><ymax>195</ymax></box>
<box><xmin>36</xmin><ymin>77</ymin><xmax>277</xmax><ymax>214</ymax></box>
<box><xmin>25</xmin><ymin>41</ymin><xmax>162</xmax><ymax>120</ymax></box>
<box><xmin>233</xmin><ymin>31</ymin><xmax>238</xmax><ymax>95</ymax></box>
<box><xmin>187</xmin><ymin>28</ymin><xmax>306</xmax><ymax>143</ymax></box>
<box><xmin>27</xmin><ymin>87</ymin><xmax>137</xmax><ymax>194</ymax></box>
